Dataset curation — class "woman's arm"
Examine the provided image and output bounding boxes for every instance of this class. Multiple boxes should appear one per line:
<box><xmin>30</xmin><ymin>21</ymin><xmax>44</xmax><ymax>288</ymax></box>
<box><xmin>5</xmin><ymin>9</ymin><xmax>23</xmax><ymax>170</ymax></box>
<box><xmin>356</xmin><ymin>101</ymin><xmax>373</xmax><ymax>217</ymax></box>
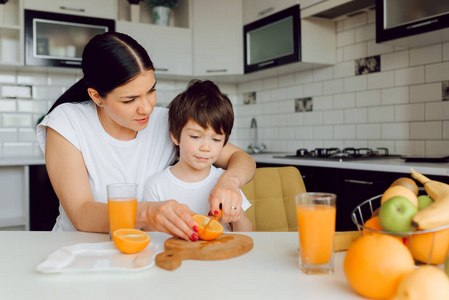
<box><xmin>211</xmin><ymin>143</ymin><xmax>256</xmax><ymax>224</ymax></box>
<box><xmin>46</xmin><ymin>128</ymin><xmax>198</xmax><ymax>240</ymax></box>
<box><xmin>45</xmin><ymin>127</ymin><xmax>109</xmax><ymax>233</ymax></box>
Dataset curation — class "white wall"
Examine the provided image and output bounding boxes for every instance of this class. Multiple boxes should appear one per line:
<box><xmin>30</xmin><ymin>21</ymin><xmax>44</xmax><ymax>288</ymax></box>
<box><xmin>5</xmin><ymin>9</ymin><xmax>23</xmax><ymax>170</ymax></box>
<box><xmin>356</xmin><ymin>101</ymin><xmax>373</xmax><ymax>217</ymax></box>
<box><xmin>233</xmin><ymin>10</ymin><xmax>449</xmax><ymax>157</ymax></box>
<box><xmin>1</xmin><ymin>9</ymin><xmax>448</xmax><ymax>158</ymax></box>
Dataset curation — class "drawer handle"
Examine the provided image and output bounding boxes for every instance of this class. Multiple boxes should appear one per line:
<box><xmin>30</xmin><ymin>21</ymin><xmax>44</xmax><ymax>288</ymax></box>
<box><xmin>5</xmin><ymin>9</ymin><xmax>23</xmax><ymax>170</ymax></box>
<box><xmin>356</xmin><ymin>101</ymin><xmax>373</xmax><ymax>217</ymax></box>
<box><xmin>258</xmin><ymin>7</ymin><xmax>274</xmax><ymax>16</ymax></box>
<box><xmin>62</xmin><ymin>60</ymin><xmax>82</xmax><ymax>65</ymax></box>
<box><xmin>60</xmin><ymin>6</ymin><xmax>86</xmax><ymax>12</ymax></box>
<box><xmin>155</xmin><ymin>68</ymin><xmax>169</xmax><ymax>72</ymax></box>
<box><xmin>206</xmin><ymin>69</ymin><xmax>227</xmax><ymax>73</ymax></box>
<box><xmin>344</xmin><ymin>179</ymin><xmax>373</xmax><ymax>185</ymax></box>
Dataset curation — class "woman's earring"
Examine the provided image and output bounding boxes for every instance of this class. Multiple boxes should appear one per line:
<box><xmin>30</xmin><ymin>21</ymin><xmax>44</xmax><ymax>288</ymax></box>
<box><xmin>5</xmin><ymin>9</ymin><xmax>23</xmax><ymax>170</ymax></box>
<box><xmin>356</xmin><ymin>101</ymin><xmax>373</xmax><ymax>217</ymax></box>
<box><xmin>97</xmin><ymin>102</ymin><xmax>103</xmax><ymax>107</ymax></box>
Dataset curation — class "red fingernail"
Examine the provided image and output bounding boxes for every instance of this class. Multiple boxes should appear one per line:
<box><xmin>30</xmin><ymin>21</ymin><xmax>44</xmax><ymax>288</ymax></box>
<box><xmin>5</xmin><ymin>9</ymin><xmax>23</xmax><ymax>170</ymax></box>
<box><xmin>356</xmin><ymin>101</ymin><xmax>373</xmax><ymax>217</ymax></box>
<box><xmin>208</xmin><ymin>211</ymin><xmax>212</xmax><ymax>217</ymax></box>
<box><xmin>193</xmin><ymin>225</ymin><xmax>199</xmax><ymax>232</ymax></box>
<box><xmin>191</xmin><ymin>233</ymin><xmax>198</xmax><ymax>241</ymax></box>
<box><xmin>214</xmin><ymin>210</ymin><xmax>219</xmax><ymax>215</ymax></box>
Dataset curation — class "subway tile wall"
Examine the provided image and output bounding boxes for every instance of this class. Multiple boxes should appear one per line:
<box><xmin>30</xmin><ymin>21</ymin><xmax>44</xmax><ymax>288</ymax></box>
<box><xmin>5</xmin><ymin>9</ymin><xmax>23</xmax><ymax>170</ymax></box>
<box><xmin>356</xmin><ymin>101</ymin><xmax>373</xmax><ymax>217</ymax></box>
<box><xmin>234</xmin><ymin>10</ymin><xmax>449</xmax><ymax>156</ymax></box>
<box><xmin>1</xmin><ymin>10</ymin><xmax>449</xmax><ymax>158</ymax></box>
<box><xmin>0</xmin><ymin>68</ymin><xmax>192</xmax><ymax>158</ymax></box>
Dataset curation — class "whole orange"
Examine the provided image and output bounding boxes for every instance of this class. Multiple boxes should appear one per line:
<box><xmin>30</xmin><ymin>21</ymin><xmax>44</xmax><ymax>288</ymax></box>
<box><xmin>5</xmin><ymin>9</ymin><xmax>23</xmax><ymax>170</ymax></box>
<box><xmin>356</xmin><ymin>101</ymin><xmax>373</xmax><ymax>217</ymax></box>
<box><xmin>406</xmin><ymin>227</ymin><xmax>449</xmax><ymax>264</ymax></box>
<box><xmin>344</xmin><ymin>234</ymin><xmax>415</xmax><ymax>299</ymax></box>
<box><xmin>362</xmin><ymin>216</ymin><xmax>403</xmax><ymax>243</ymax></box>
<box><xmin>380</xmin><ymin>185</ymin><xmax>418</xmax><ymax>208</ymax></box>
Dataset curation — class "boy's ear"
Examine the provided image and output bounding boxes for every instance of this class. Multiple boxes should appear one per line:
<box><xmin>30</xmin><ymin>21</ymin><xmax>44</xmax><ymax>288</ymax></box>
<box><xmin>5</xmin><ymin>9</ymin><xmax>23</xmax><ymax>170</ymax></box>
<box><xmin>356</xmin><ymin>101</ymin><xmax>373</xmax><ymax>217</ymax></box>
<box><xmin>170</xmin><ymin>132</ymin><xmax>179</xmax><ymax>146</ymax></box>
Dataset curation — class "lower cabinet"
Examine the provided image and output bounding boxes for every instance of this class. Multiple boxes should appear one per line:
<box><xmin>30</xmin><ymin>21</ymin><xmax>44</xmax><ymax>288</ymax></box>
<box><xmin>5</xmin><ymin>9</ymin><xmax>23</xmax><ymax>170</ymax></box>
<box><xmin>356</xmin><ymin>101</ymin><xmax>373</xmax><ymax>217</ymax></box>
<box><xmin>256</xmin><ymin>163</ymin><xmax>449</xmax><ymax>232</ymax></box>
<box><xmin>29</xmin><ymin>165</ymin><xmax>59</xmax><ymax>231</ymax></box>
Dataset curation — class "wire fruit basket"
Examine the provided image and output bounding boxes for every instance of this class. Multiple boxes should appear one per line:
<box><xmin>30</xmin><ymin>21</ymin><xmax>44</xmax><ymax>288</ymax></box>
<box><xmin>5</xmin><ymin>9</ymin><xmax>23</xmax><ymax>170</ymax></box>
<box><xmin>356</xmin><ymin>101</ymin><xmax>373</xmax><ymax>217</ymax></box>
<box><xmin>351</xmin><ymin>192</ymin><xmax>449</xmax><ymax>265</ymax></box>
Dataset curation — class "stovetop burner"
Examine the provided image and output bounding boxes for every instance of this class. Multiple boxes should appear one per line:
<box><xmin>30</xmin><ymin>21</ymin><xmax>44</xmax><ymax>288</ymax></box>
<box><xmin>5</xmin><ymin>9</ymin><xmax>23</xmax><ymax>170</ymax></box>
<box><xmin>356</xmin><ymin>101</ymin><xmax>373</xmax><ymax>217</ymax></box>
<box><xmin>274</xmin><ymin>147</ymin><xmax>401</xmax><ymax>161</ymax></box>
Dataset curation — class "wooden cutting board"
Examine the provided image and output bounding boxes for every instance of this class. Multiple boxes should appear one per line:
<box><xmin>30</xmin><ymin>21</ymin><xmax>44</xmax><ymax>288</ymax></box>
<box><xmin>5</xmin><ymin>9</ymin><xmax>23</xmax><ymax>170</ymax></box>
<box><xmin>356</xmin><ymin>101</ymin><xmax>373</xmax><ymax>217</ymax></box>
<box><xmin>155</xmin><ymin>233</ymin><xmax>253</xmax><ymax>270</ymax></box>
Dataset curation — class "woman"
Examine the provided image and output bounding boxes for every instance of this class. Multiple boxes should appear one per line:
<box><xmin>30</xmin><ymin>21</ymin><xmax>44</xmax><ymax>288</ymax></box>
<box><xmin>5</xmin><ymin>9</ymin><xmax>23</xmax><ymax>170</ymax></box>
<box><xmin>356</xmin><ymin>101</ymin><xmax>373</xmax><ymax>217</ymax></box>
<box><xmin>36</xmin><ymin>32</ymin><xmax>255</xmax><ymax>241</ymax></box>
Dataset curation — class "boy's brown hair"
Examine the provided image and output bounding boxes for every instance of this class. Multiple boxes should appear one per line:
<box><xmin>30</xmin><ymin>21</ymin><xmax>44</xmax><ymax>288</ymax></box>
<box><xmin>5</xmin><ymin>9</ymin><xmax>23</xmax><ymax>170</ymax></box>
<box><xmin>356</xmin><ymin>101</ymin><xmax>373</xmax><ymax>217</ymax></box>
<box><xmin>168</xmin><ymin>79</ymin><xmax>234</xmax><ymax>147</ymax></box>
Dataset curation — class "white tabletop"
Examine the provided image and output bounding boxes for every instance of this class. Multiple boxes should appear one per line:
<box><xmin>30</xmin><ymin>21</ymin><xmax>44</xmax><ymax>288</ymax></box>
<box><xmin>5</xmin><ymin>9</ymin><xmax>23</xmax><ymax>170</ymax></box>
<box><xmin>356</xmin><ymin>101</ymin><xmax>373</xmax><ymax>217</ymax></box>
<box><xmin>0</xmin><ymin>231</ymin><xmax>365</xmax><ymax>300</ymax></box>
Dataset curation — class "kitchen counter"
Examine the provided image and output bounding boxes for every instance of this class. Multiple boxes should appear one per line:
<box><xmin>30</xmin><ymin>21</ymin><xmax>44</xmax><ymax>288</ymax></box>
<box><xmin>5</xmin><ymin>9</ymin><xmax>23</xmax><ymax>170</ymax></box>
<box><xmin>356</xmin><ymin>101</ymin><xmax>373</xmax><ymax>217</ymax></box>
<box><xmin>0</xmin><ymin>157</ymin><xmax>45</xmax><ymax>166</ymax></box>
<box><xmin>0</xmin><ymin>231</ymin><xmax>365</xmax><ymax>300</ymax></box>
<box><xmin>250</xmin><ymin>153</ymin><xmax>449</xmax><ymax>177</ymax></box>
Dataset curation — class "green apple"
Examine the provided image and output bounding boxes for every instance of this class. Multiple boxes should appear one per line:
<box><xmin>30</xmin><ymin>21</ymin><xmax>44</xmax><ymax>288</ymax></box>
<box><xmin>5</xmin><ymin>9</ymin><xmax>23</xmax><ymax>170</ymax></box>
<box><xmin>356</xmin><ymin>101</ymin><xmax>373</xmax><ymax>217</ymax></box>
<box><xmin>378</xmin><ymin>196</ymin><xmax>418</xmax><ymax>233</ymax></box>
<box><xmin>417</xmin><ymin>195</ymin><xmax>433</xmax><ymax>210</ymax></box>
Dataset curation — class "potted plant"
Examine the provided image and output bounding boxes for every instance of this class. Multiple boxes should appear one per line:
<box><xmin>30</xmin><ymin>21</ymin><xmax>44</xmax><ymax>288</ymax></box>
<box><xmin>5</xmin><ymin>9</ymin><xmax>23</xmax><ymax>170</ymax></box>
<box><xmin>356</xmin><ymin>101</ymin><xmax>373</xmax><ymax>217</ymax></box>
<box><xmin>145</xmin><ymin>0</ymin><xmax>178</xmax><ymax>26</ymax></box>
<box><xmin>128</xmin><ymin>0</ymin><xmax>142</xmax><ymax>23</ymax></box>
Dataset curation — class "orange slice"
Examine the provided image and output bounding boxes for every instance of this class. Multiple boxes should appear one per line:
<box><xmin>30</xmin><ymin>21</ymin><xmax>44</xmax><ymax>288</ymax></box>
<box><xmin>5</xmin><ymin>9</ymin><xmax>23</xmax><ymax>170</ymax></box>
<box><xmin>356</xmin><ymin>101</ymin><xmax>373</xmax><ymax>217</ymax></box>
<box><xmin>112</xmin><ymin>229</ymin><xmax>151</xmax><ymax>254</ymax></box>
<box><xmin>193</xmin><ymin>214</ymin><xmax>224</xmax><ymax>241</ymax></box>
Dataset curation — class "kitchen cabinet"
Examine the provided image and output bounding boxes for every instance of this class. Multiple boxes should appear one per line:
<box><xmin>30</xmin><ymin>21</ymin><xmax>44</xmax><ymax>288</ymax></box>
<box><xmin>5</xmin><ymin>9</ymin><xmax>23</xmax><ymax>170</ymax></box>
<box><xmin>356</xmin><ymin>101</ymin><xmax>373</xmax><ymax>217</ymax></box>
<box><xmin>375</xmin><ymin>0</ymin><xmax>449</xmax><ymax>48</ymax></box>
<box><xmin>242</xmin><ymin>0</ymin><xmax>298</xmax><ymax>24</ymax></box>
<box><xmin>192</xmin><ymin>0</ymin><xmax>243</xmax><ymax>77</ymax></box>
<box><xmin>29</xmin><ymin>165</ymin><xmax>59</xmax><ymax>231</ymax></box>
<box><xmin>116</xmin><ymin>20</ymin><xmax>192</xmax><ymax>76</ymax></box>
<box><xmin>0</xmin><ymin>165</ymin><xmax>29</xmax><ymax>230</ymax></box>
<box><xmin>24</xmin><ymin>0</ymin><xmax>117</xmax><ymax>19</ymax></box>
<box><xmin>0</xmin><ymin>0</ymin><xmax>23</xmax><ymax>66</ymax></box>
<box><xmin>256</xmin><ymin>162</ymin><xmax>449</xmax><ymax>232</ymax></box>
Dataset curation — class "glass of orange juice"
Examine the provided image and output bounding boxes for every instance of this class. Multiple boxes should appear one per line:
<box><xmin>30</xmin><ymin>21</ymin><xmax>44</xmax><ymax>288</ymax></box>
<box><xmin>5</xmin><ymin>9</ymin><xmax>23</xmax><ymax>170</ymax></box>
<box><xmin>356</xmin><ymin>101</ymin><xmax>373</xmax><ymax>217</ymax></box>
<box><xmin>107</xmin><ymin>183</ymin><xmax>138</xmax><ymax>238</ymax></box>
<box><xmin>296</xmin><ymin>192</ymin><xmax>336</xmax><ymax>274</ymax></box>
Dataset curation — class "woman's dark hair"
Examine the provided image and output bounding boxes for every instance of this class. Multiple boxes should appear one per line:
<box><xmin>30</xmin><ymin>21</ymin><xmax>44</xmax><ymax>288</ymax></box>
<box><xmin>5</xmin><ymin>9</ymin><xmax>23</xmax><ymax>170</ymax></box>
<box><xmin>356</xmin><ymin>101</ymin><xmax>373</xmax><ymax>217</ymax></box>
<box><xmin>168</xmin><ymin>79</ymin><xmax>234</xmax><ymax>147</ymax></box>
<box><xmin>46</xmin><ymin>31</ymin><xmax>154</xmax><ymax>114</ymax></box>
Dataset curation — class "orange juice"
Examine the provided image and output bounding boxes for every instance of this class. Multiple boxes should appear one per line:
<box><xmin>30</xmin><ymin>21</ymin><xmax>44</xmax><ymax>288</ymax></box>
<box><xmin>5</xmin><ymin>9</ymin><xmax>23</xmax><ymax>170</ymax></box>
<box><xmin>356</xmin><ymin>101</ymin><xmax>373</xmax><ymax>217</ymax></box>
<box><xmin>108</xmin><ymin>198</ymin><xmax>137</xmax><ymax>234</ymax></box>
<box><xmin>297</xmin><ymin>205</ymin><xmax>336</xmax><ymax>265</ymax></box>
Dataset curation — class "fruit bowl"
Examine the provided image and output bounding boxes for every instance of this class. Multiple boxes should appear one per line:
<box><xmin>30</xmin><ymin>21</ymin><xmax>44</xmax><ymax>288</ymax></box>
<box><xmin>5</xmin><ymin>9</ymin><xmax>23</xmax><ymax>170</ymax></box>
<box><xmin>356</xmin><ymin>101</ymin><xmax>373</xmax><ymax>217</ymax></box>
<box><xmin>351</xmin><ymin>192</ymin><xmax>449</xmax><ymax>266</ymax></box>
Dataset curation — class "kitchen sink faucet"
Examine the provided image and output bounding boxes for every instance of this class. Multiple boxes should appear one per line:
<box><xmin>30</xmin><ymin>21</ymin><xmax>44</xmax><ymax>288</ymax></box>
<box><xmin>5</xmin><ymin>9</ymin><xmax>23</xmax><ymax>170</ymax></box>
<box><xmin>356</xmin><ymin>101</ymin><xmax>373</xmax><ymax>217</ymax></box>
<box><xmin>247</xmin><ymin>117</ymin><xmax>266</xmax><ymax>154</ymax></box>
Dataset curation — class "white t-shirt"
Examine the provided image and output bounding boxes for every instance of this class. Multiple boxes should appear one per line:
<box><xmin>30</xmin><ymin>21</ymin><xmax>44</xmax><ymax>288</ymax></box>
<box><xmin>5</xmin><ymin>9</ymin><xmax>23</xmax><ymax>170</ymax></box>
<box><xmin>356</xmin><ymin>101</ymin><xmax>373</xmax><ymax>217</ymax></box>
<box><xmin>36</xmin><ymin>101</ymin><xmax>176</xmax><ymax>231</ymax></box>
<box><xmin>143</xmin><ymin>165</ymin><xmax>252</xmax><ymax>232</ymax></box>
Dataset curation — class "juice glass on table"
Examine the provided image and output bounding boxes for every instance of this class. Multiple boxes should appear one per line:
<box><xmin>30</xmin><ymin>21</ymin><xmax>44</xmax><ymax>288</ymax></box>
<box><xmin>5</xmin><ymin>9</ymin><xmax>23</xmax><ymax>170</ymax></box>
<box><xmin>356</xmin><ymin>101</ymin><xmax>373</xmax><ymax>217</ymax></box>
<box><xmin>107</xmin><ymin>183</ymin><xmax>138</xmax><ymax>237</ymax></box>
<box><xmin>295</xmin><ymin>192</ymin><xmax>336</xmax><ymax>274</ymax></box>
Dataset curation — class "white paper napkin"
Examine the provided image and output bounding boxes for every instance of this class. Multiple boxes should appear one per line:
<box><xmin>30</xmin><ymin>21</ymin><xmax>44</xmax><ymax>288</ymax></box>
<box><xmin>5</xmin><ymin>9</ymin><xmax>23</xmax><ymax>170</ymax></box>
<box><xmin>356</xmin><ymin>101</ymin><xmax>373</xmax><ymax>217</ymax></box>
<box><xmin>36</xmin><ymin>241</ymin><xmax>158</xmax><ymax>273</ymax></box>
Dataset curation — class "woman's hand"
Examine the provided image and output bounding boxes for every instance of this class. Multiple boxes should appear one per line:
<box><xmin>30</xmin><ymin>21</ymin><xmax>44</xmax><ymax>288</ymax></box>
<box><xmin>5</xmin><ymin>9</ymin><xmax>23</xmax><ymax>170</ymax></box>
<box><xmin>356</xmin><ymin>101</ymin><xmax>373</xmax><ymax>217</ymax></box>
<box><xmin>208</xmin><ymin>175</ymin><xmax>242</xmax><ymax>224</ymax></box>
<box><xmin>211</xmin><ymin>142</ymin><xmax>256</xmax><ymax>224</ymax></box>
<box><xmin>141</xmin><ymin>200</ymin><xmax>198</xmax><ymax>241</ymax></box>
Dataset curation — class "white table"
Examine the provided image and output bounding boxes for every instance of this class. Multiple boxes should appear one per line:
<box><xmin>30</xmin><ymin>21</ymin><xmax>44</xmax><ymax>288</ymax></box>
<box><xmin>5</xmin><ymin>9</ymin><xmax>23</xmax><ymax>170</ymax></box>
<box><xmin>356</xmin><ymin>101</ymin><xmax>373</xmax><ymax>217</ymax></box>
<box><xmin>0</xmin><ymin>231</ymin><xmax>365</xmax><ymax>300</ymax></box>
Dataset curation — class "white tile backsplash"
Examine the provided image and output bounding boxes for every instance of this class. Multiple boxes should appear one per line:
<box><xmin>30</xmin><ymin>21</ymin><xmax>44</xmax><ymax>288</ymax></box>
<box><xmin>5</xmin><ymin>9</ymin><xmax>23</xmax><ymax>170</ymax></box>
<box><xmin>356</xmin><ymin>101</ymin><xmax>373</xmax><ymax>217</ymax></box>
<box><xmin>381</xmin><ymin>50</ymin><xmax>409</xmax><ymax>71</ymax></box>
<box><xmin>381</xmin><ymin>87</ymin><xmax>409</xmax><ymax>105</ymax></box>
<box><xmin>425</xmin><ymin>62</ymin><xmax>449</xmax><ymax>82</ymax></box>
<box><xmin>410</xmin><ymin>44</ymin><xmax>442</xmax><ymax>66</ymax></box>
<box><xmin>1</xmin><ymin>12</ymin><xmax>448</xmax><ymax>159</ymax></box>
<box><xmin>394</xmin><ymin>66</ymin><xmax>425</xmax><ymax>86</ymax></box>
<box><xmin>410</xmin><ymin>122</ymin><xmax>442</xmax><ymax>140</ymax></box>
<box><xmin>409</xmin><ymin>83</ymin><xmax>441</xmax><ymax>103</ymax></box>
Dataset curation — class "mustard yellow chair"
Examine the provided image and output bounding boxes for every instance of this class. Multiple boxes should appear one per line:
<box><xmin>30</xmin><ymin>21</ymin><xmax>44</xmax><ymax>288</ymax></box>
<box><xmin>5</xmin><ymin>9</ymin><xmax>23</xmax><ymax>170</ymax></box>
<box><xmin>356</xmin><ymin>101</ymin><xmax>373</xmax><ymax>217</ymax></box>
<box><xmin>242</xmin><ymin>166</ymin><xmax>307</xmax><ymax>232</ymax></box>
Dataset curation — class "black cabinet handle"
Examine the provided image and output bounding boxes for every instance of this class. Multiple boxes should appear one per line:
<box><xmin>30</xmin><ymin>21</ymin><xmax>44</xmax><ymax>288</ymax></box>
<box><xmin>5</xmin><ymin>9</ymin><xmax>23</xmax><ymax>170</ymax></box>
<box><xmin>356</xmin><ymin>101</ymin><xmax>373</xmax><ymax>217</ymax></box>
<box><xmin>344</xmin><ymin>179</ymin><xmax>373</xmax><ymax>185</ymax></box>
<box><xmin>60</xmin><ymin>6</ymin><xmax>86</xmax><ymax>12</ymax></box>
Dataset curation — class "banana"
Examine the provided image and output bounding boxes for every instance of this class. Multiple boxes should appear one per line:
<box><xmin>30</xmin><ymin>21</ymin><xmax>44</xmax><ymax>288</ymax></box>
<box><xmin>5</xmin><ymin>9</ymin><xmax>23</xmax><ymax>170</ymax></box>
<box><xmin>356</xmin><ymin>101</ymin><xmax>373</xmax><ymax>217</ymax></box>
<box><xmin>410</xmin><ymin>168</ymin><xmax>449</xmax><ymax>230</ymax></box>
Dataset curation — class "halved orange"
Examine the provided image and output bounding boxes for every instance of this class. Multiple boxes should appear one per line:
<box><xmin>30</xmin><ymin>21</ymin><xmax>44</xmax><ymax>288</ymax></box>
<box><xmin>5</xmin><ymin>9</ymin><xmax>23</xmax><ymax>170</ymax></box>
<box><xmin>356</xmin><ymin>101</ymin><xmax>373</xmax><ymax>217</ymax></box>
<box><xmin>193</xmin><ymin>214</ymin><xmax>224</xmax><ymax>241</ymax></box>
<box><xmin>112</xmin><ymin>228</ymin><xmax>151</xmax><ymax>254</ymax></box>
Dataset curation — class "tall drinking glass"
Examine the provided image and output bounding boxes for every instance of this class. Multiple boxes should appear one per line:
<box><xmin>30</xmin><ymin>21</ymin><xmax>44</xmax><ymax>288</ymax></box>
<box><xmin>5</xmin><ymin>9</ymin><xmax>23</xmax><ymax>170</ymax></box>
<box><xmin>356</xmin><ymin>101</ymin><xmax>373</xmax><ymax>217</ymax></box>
<box><xmin>107</xmin><ymin>183</ymin><xmax>138</xmax><ymax>237</ymax></box>
<box><xmin>296</xmin><ymin>192</ymin><xmax>336</xmax><ymax>274</ymax></box>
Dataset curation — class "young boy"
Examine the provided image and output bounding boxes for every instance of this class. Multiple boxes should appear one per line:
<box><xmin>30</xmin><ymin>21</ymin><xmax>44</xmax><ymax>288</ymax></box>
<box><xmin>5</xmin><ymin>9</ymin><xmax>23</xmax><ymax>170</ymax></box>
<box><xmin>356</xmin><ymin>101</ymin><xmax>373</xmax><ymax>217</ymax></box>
<box><xmin>143</xmin><ymin>80</ymin><xmax>253</xmax><ymax>233</ymax></box>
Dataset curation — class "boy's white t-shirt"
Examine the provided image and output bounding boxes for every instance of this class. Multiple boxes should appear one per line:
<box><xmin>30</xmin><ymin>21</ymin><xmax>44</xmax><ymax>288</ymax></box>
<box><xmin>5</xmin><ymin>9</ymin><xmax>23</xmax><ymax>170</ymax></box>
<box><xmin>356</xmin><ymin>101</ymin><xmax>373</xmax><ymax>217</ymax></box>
<box><xmin>143</xmin><ymin>165</ymin><xmax>252</xmax><ymax>232</ymax></box>
<box><xmin>36</xmin><ymin>101</ymin><xmax>176</xmax><ymax>231</ymax></box>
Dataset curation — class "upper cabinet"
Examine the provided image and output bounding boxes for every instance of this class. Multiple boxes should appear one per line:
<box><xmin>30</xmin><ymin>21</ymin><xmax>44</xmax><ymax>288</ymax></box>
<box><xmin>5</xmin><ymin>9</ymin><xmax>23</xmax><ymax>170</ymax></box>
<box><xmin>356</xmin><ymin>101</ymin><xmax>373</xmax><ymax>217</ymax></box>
<box><xmin>116</xmin><ymin>21</ymin><xmax>192</xmax><ymax>76</ymax></box>
<box><xmin>0</xmin><ymin>0</ymin><xmax>23</xmax><ymax>65</ymax></box>
<box><xmin>192</xmin><ymin>0</ymin><xmax>243</xmax><ymax>77</ymax></box>
<box><xmin>243</xmin><ymin>0</ymin><xmax>298</xmax><ymax>24</ymax></box>
<box><xmin>375</xmin><ymin>0</ymin><xmax>449</xmax><ymax>48</ymax></box>
<box><xmin>23</xmin><ymin>0</ymin><xmax>117</xmax><ymax>19</ymax></box>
